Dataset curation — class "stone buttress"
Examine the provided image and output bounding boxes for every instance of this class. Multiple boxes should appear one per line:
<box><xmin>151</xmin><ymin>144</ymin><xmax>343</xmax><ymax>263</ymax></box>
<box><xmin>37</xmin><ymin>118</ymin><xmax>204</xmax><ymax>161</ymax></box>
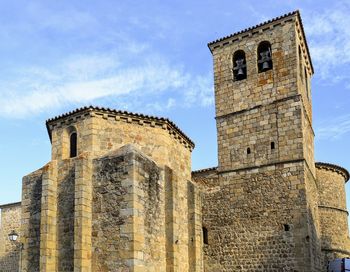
<box><xmin>21</xmin><ymin>107</ymin><xmax>202</xmax><ymax>272</ymax></box>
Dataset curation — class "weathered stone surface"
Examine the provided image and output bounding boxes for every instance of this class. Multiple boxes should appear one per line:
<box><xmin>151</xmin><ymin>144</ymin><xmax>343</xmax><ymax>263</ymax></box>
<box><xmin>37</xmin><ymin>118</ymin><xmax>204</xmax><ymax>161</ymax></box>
<box><xmin>92</xmin><ymin>154</ymin><xmax>129</xmax><ymax>271</ymax></box>
<box><xmin>2</xmin><ymin>10</ymin><xmax>347</xmax><ymax>272</ymax></box>
<box><xmin>21</xmin><ymin>169</ymin><xmax>42</xmax><ymax>272</ymax></box>
<box><xmin>0</xmin><ymin>202</ymin><xmax>21</xmax><ymax>272</ymax></box>
<box><xmin>316</xmin><ymin>163</ymin><xmax>350</xmax><ymax>269</ymax></box>
<box><xmin>57</xmin><ymin>165</ymin><xmax>75</xmax><ymax>271</ymax></box>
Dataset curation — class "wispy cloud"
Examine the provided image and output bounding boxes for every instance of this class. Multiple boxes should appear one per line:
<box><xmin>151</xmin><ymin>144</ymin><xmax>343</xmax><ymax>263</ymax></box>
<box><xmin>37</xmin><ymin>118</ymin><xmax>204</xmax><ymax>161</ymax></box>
<box><xmin>304</xmin><ymin>1</ymin><xmax>350</xmax><ymax>81</ymax></box>
<box><xmin>315</xmin><ymin>114</ymin><xmax>350</xmax><ymax>140</ymax></box>
<box><xmin>0</xmin><ymin>49</ymin><xmax>213</xmax><ymax>118</ymax></box>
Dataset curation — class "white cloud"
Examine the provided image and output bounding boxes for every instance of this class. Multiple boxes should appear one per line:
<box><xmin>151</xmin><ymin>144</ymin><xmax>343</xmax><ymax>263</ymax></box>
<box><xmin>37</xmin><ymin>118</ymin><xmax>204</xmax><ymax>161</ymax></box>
<box><xmin>304</xmin><ymin>2</ymin><xmax>350</xmax><ymax>81</ymax></box>
<box><xmin>0</xmin><ymin>50</ymin><xmax>213</xmax><ymax>118</ymax></box>
<box><xmin>315</xmin><ymin>114</ymin><xmax>350</xmax><ymax>140</ymax></box>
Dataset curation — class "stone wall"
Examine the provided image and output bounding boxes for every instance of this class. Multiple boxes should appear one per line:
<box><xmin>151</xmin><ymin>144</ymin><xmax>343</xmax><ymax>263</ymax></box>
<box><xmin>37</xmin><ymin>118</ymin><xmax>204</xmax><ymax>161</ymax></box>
<box><xmin>91</xmin><ymin>149</ymin><xmax>131</xmax><ymax>271</ymax></box>
<box><xmin>57</xmin><ymin>162</ymin><xmax>75</xmax><ymax>271</ymax></box>
<box><xmin>216</xmin><ymin>96</ymin><xmax>303</xmax><ymax>171</ymax></box>
<box><xmin>21</xmin><ymin>169</ymin><xmax>43</xmax><ymax>272</ymax></box>
<box><xmin>195</xmin><ymin>162</ymin><xmax>321</xmax><ymax>271</ymax></box>
<box><xmin>0</xmin><ymin>202</ymin><xmax>21</xmax><ymax>272</ymax></box>
<box><xmin>316</xmin><ymin>163</ymin><xmax>350</xmax><ymax>268</ymax></box>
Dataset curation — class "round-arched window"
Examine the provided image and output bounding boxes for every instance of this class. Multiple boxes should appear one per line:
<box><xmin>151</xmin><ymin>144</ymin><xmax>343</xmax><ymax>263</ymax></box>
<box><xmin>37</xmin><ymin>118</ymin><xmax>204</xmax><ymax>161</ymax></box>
<box><xmin>257</xmin><ymin>41</ymin><xmax>273</xmax><ymax>72</ymax></box>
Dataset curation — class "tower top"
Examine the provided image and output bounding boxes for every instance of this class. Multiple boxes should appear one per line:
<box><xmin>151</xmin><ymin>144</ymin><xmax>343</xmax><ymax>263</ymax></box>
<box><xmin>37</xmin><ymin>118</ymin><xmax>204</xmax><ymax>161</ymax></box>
<box><xmin>208</xmin><ymin>10</ymin><xmax>313</xmax><ymax>74</ymax></box>
<box><xmin>45</xmin><ymin>105</ymin><xmax>195</xmax><ymax>150</ymax></box>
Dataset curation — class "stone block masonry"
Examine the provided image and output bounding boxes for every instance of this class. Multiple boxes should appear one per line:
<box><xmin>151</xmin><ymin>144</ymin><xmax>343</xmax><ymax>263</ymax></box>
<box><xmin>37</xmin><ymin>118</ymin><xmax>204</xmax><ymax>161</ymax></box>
<box><xmin>1</xmin><ymin>9</ymin><xmax>348</xmax><ymax>272</ymax></box>
<box><xmin>0</xmin><ymin>202</ymin><xmax>21</xmax><ymax>272</ymax></box>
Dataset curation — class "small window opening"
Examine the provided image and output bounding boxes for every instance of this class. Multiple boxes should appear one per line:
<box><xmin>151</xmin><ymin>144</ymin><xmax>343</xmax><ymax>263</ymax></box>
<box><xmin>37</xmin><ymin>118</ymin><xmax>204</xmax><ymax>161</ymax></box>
<box><xmin>298</xmin><ymin>46</ymin><xmax>303</xmax><ymax>81</ymax></box>
<box><xmin>70</xmin><ymin>132</ymin><xmax>77</xmax><ymax>158</ymax></box>
<box><xmin>271</xmin><ymin>142</ymin><xmax>275</xmax><ymax>150</ymax></box>
<box><xmin>247</xmin><ymin>147</ymin><xmax>251</xmax><ymax>155</ymax></box>
<box><xmin>233</xmin><ymin>50</ymin><xmax>247</xmax><ymax>81</ymax></box>
<box><xmin>258</xmin><ymin>41</ymin><xmax>273</xmax><ymax>72</ymax></box>
<box><xmin>284</xmin><ymin>224</ymin><xmax>290</xmax><ymax>231</ymax></box>
<box><xmin>304</xmin><ymin>67</ymin><xmax>309</xmax><ymax>100</ymax></box>
<box><xmin>202</xmin><ymin>227</ymin><xmax>208</xmax><ymax>245</ymax></box>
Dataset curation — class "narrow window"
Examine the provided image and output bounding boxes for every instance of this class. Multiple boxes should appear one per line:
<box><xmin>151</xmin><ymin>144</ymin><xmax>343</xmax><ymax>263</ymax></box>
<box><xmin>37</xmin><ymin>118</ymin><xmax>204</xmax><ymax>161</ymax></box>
<box><xmin>233</xmin><ymin>50</ymin><xmax>247</xmax><ymax>81</ymax></box>
<box><xmin>70</xmin><ymin>132</ymin><xmax>77</xmax><ymax>158</ymax></box>
<box><xmin>284</xmin><ymin>224</ymin><xmax>290</xmax><ymax>231</ymax></box>
<box><xmin>202</xmin><ymin>227</ymin><xmax>208</xmax><ymax>245</ymax></box>
<box><xmin>299</xmin><ymin>46</ymin><xmax>303</xmax><ymax>81</ymax></box>
<box><xmin>247</xmin><ymin>147</ymin><xmax>251</xmax><ymax>155</ymax></box>
<box><xmin>257</xmin><ymin>41</ymin><xmax>273</xmax><ymax>72</ymax></box>
<box><xmin>304</xmin><ymin>67</ymin><xmax>309</xmax><ymax>100</ymax></box>
<box><xmin>271</xmin><ymin>142</ymin><xmax>275</xmax><ymax>150</ymax></box>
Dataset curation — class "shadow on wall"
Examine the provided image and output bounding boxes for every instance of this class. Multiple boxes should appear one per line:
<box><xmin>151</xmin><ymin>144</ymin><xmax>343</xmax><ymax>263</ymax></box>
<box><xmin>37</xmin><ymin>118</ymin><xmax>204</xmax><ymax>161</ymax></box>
<box><xmin>0</xmin><ymin>250</ymin><xmax>20</xmax><ymax>272</ymax></box>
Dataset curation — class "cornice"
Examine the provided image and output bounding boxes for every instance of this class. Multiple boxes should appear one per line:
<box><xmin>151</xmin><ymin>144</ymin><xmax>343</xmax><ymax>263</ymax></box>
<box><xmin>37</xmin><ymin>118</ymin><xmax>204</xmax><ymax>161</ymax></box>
<box><xmin>46</xmin><ymin>106</ymin><xmax>195</xmax><ymax>151</ymax></box>
<box><xmin>316</xmin><ymin>162</ymin><xmax>349</xmax><ymax>183</ymax></box>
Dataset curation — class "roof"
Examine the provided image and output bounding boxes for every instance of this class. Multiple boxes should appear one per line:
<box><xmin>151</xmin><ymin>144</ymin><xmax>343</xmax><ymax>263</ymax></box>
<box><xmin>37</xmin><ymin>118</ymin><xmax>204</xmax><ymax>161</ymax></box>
<box><xmin>192</xmin><ymin>166</ymin><xmax>218</xmax><ymax>175</ymax></box>
<box><xmin>0</xmin><ymin>201</ymin><xmax>21</xmax><ymax>209</ymax></box>
<box><xmin>208</xmin><ymin>10</ymin><xmax>314</xmax><ymax>74</ymax></box>
<box><xmin>46</xmin><ymin>106</ymin><xmax>195</xmax><ymax>150</ymax></box>
<box><xmin>316</xmin><ymin>162</ymin><xmax>350</xmax><ymax>182</ymax></box>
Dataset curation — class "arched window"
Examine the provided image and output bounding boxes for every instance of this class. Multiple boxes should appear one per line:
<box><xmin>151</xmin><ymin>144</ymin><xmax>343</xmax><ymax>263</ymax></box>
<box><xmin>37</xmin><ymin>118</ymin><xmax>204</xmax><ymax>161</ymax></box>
<box><xmin>233</xmin><ymin>50</ymin><xmax>247</xmax><ymax>81</ymax></box>
<box><xmin>70</xmin><ymin>132</ymin><xmax>77</xmax><ymax>158</ymax></box>
<box><xmin>257</xmin><ymin>41</ymin><xmax>273</xmax><ymax>72</ymax></box>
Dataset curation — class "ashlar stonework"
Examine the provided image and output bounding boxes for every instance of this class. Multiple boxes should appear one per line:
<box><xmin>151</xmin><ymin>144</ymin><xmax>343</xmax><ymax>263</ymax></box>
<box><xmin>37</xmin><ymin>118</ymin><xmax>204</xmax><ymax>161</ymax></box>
<box><xmin>0</xmin><ymin>10</ymin><xmax>349</xmax><ymax>272</ymax></box>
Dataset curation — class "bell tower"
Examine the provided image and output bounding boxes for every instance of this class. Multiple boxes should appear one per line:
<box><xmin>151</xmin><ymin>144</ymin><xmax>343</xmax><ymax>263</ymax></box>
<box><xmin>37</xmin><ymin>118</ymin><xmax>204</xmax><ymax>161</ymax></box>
<box><xmin>209</xmin><ymin>10</ymin><xmax>314</xmax><ymax>174</ymax></box>
<box><xmin>205</xmin><ymin>11</ymin><xmax>321</xmax><ymax>271</ymax></box>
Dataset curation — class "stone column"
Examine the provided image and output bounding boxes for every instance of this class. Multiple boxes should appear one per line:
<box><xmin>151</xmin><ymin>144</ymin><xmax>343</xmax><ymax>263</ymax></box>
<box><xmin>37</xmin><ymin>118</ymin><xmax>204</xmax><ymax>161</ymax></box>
<box><xmin>74</xmin><ymin>156</ymin><xmax>93</xmax><ymax>272</ymax></box>
<box><xmin>40</xmin><ymin>160</ymin><xmax>58</xmax><ymax>272</ymax></box>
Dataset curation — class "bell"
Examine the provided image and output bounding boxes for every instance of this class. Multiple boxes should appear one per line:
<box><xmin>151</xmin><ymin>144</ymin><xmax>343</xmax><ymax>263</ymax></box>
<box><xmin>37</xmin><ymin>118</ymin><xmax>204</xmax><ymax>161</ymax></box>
<box><xmin>237</xmin><ymin>68</ymin><xmax>244</xmax><ymax>76</ymax></box>
<box><xmin>262</xmin><ymin>61</ymin><xmax>270</xmax><ymax>70</ymax></box>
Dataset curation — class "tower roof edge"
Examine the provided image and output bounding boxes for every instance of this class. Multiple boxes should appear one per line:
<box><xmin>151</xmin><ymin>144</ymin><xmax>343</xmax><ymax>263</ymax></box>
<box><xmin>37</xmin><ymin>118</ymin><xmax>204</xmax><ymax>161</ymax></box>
<box><xmin>207</xmin><ymin>10</ymin><xmax>314</xmax><ymax>74</ymax></box>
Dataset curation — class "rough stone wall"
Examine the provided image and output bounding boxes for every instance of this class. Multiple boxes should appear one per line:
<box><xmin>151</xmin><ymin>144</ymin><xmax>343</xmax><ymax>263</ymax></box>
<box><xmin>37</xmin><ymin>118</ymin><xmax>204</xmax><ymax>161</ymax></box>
<box><xmin>92</xmin><ymin>153</ymin><xmax>131</xmax><ymax>271</ymax></box>
<box><xmin>216</xmin><ymin>96</ymin><xmax>303</xmax><ymax>171</ymax></box>
<box><xmin>316</xmin><ymin>166</ymin><xmax>350</xmax><ymax>267</ymax></box>
<box><xmin>21</xmin><ymin>169</ymin><xmax>42</xmax><ymax>272</ymax></box>
<box><xmin>304</xmin><ymin>165</ymin><xmax>322</xmax><ymax>271</ymax></box>
<box><xmin>197</xmin><ymin>163</ymin><xmax>320</xmax><ymax>271</ymax></box>
<box><xmin>0</xmin><ymin>203</ymin><xmax>21</xmax><ymax>272</ymax></box>
<box><xmin>92</xmin><ymin>145</ymin><xmax>167</xmax><ymax>272</ymax></box>
<box><xmin>56</xmin><ymin>162</ymin><xmax>75</xmax><ymax>271</ymax></box>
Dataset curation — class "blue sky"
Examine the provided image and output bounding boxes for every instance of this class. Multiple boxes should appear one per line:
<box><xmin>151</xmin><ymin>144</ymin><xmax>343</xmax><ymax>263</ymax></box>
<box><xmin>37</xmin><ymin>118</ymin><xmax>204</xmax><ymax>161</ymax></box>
<box><xmin>0</xmin><ymin>0</ymin><xmax>349</xmax><ymax>212</ymax></box>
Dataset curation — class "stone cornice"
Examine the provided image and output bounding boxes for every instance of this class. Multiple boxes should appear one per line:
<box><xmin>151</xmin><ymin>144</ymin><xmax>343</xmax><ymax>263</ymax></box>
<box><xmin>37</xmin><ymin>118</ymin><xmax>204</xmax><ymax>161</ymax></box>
<box><xmin>316</xmin><ymin>162</ymin><xmax>350</xmax><ymax>183</ymax></box>
<box><xmin>192</xmin><ymin>166</ymin><xmax>218</xmax><ymax>175</ymax></box>
<box><xmin>46</xmin><ymin>106</ymin><xmax>195</xmax><ymax>151</ymax></box>
<box><xmin>0</xmin><ymin>201</ymin><xmax>21</xmax><ymax>209</ymax></box>
<box><xmin>208</xmin><ymin>10</ymin><xmax>314</xmax><ymax>74</ymax></box>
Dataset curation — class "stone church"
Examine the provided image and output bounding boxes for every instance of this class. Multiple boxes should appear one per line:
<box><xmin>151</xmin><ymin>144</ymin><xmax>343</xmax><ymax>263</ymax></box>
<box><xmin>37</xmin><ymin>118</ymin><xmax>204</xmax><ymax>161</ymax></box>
<box><xmin>0</xmin><ymin>10</ymin><xmax>349</xmax><ymax>272</ymax></box>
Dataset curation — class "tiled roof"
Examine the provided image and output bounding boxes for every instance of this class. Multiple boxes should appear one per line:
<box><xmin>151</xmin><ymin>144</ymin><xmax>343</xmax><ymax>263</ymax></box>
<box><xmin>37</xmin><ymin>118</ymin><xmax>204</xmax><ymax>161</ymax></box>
<box><xmin>192</xmin><ymin>166</ymin><xmax>218</xmax><ymax>174</ymax></box>
<box><xmin>208</xmin><ymin>10</ymin><xmax>314</xmax><ymax>74</ymax></box>
<box><xmin>46</xmin><ymin>106</ymin><xmax>195</xmax><ymax>148</ymax></box>
<box><xmin>316</xmin><ymin>162</ymin><xmax>349</xmax><ymax>182</ymax></box>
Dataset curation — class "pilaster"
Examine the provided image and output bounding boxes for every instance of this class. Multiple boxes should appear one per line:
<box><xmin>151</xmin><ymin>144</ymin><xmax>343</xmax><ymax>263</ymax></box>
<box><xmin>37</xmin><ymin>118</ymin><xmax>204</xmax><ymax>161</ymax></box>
<box><xmin>74</xmin><ymin>157</ymin><xmax>93</xmax><ymax>272</ymax></box>
<box><xmin>40</xmin><ymin>161</ymin><xmax>58</xmax><ymax>272</ymax></box>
